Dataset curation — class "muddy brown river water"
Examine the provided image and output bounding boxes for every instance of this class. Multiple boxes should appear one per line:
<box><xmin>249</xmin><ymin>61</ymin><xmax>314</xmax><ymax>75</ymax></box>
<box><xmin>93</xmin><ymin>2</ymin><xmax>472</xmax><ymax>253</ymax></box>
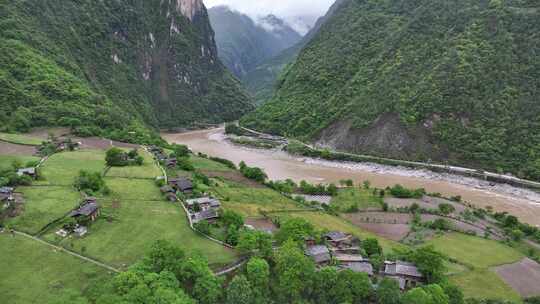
<box><xmin>163</xmin><ymin>128</ymin><xmax>540</xmax><ymax>226</ymax></box>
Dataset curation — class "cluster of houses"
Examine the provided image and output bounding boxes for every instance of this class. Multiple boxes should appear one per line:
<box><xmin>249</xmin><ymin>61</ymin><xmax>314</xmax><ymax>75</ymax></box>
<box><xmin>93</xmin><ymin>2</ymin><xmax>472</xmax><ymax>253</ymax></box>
<box><xmin>149</xmin><ymin>145</ymin><xmax>223</xmax><ymax>224</ymax></box>
<box><xmin>149</xmin><ymin>146</ymin><xmax>177</xmax><ymax>169</ymax></box>
<box><xmin>56</xmin><ymin>197</ymin><xmax>101</xmax><ymax>238</ymax></box>
<box><xmin>304</xmin><ymin>231</ymin><xmax>424</xmax><ymax>290</ymax></box>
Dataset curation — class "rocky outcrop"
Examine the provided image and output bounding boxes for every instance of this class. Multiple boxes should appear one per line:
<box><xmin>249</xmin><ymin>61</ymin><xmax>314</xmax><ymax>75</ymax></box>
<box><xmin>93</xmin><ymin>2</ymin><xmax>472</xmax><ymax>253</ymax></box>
<box><xmin>315</xmin><ymin>113</ymin><xmax>447</xmax><ymax>161</ymax></box>
<box><xmin>176</xmin><ymin>0</ymin><xmax>204</xmax><ymax>20</ymax></box>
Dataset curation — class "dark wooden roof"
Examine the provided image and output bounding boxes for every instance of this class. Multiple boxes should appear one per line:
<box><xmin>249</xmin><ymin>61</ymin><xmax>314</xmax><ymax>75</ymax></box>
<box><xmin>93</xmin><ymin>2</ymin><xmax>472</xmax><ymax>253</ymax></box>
<box><xmin>70</xmin><ymin>202</ymin><xmax>99</xmax><ymax>217</ymax></box>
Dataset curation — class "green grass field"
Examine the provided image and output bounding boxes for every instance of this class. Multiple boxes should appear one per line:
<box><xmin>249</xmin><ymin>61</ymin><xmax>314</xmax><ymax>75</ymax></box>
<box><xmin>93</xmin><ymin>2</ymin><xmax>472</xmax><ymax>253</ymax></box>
<box><xmin>0</xmin><ymin>155</ymin><xmax>40</xmax><ymax>170</ymax></box>
<box><xmin>0</xmin><ymin>132</ymin><xmax>44</xmax><ymax>146</ymax></box>
<box><xmin>5</xmin><ymin>186</ymin><xmax>80</xmax><ymax>234</ymax></box>
<box><xmin>191</xmin><ymin>156</ymin><xmax>234</xmax><ymax>172</ymax></box>
<box><xmin>428</xmin><ymin>233</ymin><xmax>524</xmax><ymax>301</ymax></box>
<box><xmin>35</xmin><ymin>150</ymin><xmax>106</xmax><ymax>185</ymax></box>
<box><xmin>0</xmin><ymin>234</ymin><xmax>112</xmax><ymax>304</ymax></box>
<box><xmin>211</xmin><ymin>180</ymin><xmax>303</xmax><ymax>216</ymax></box>
<box><xmin>427</xmin><ymin>233</ymin><xmax>524</xmax><ymax>268</ymax></box>
<box><xmin>330</xmin><ymin>188</ymin><xmax>382</xmax><ymax>212</ymax></box>
<box><xmin>106</xmin><ymin>150</ymin><xmax>161</xmax><ymax>179</ymax></box>
<box><xmin>450</xmin><ymin>269</ymin><xmax>522</xmax><ymax>302</ymax></box>
<box><xmin>45</xmin><ymin>196</ymin><xmax>236</xmax><ymax>268</ymax></box>
<box><xmin>105</xmin><ymin>178</ymin><xmax>163</xmax><ymax>201</ymax></box>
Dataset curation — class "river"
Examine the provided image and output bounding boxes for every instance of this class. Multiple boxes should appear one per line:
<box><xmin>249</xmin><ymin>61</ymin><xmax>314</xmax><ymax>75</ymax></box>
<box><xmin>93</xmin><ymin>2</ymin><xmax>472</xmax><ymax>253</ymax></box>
<box><xmin>163</xmin><ymin>128</ymin><xmax>540</xmax><ymax>226</ymax></box>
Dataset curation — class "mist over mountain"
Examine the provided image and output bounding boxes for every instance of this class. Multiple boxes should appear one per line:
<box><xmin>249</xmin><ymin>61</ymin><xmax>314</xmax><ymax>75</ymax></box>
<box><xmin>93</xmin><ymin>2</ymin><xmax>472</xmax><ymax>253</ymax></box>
<box><xmin>208</xmin><ymin>6</ymin><xmax>302</xmax><ymax>79</ymax></box>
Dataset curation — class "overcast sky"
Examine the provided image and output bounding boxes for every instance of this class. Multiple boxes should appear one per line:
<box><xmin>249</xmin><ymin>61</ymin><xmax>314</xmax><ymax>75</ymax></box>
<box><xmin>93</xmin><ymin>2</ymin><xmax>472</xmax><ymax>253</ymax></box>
<box><xmin>203</xmin><ymin>0</ymin><xmax>335</xmax><ymax>34</ymax></box>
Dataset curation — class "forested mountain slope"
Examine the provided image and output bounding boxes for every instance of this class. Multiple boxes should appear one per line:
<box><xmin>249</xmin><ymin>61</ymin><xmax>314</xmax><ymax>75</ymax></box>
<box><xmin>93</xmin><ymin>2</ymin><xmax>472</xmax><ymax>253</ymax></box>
<box><xmin>0</xmin><ymin>0</ymin><xmax>252</xmax><ymax>141</ymax></box>
<box><xmin>208</xmin><ymin>6</ymin><xmax>301</xmax><ymax>79</ymax></box>
<box><xmin>241</xmin><ymin>0</ymin><xmax>540</xmax><ymax>180</ymax></box>
<box><xmin>243</xmin><ymin>0</ymin><xmax>348</xmax><ymax>104</ymax></box>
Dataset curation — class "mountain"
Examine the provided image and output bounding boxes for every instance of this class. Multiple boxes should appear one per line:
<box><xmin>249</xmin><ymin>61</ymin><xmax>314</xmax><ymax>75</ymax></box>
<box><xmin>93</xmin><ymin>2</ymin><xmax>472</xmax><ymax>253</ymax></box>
<box><xmin>208</xmin><ymin>6</ymin><xmax>302</xmax><ymax>79</ymax></box>
<box><xmin>243</xmin><ymin>0</ymin><xmax>348</xmax><ymax>104</ymax></box>
<box><xmin>0</xmin><ymin>0</ymin><xmax>252</xmax><ymax>142</ymax></box>
<box><xmin>241</xmin><ymin>0</ymin><xmax>540</xmax><ymax>181</ymax></box>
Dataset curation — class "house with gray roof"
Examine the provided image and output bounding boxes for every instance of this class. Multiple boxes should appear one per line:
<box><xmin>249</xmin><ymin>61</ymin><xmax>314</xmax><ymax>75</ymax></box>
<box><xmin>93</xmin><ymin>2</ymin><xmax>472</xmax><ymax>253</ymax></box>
<box><xmin>192</xmin><ymin>209</ymin><xmax>219</xmax><ymax>223</ymax></box>
<box><xmin>168</xmin><ymin>177</ymin><xmax>193</xmax><ymax>193</ymax></box>
<box><xmin>185</xmin><ymin>197</ymin><xmax>221</xmax><ymax>211</ymax></box>
<box><xmin>340</xmin><ymin>261</ymin><xmax>374</xmax><ymax>276</ymax></box>
<box><xmin>384</xmin><ymin>261</ymin><xmax>425</xmax><ymax>289</ymax></box>
<box><xmin>305</xmin><ymin>245</ymin><xmax>332</xmax><ymax>265</ymax></box>
<box><xmin>69</xmin><ymin>202</ymin><xmax>100</xmax><ymax>222</ymax></box>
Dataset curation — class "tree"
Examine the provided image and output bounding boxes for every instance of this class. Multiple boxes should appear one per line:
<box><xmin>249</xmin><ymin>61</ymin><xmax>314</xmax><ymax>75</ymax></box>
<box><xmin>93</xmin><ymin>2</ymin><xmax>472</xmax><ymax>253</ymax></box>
<box><xmin>246</xmin><ymin>258</ymin><xmax>270</xmax><ymax>304</ymax></box>
<box><xmin>274</xmin><ymin>239</ymin><xmax>315</xmax><ymax>303</ymax></box>
<box><xmin>225</xmin><ymin>225</ymin><xmax>240</xmax><ymax>246</ymax></box>
<box><xmin>221</xmin><ymin>210</ymin><xmax>244</xmax><ymax>228</ymax></box>
<box><xmin>402</xmin><ymin>287</ymin><xmax>432</xmax><ymax>304</ymax></box>
<box><xmin>438</xmin><ymin>203</ymin><xmax>456</xmax><ymax>215</ymax></box>
<box><xmin>226</xmin><ymin>275</ymin><xmax>253</xmax><ymax>304</ymax></box>
<box><xmin>411</xmin><ymin>246</ymin><xmax>447</xmax><ymax>283</ymax></box>
<box><xmin>327</xmin><ymin>183</ymin><xmax>338</xmax><ymax>196</ymax></box>
<box><xmin>362</xmin><ymin>238</ymin><xmax>382</xmax><ymax>256</ymax></box>
<box><xmin>74</xmin><ymin>170</ymin><xmax>105</xmax><ymax>194</ymax></box>
<box><xmin>142</xmin><ymin>240</ymin><xmax>185</xmax><ymax>274</ymax></box>
<box><xmin>338</xmin><ymin>269</ymin><xmax>372</xmax><ymax>303</ymax></box>
<box><xmin>172</xmin><ymin>144</ymin><xmax>190</xmax><ymax>158</ymax></box>
<box><xmin>442</xmin><ymin>282</ymin><xmax>464</xmax><ymax>304</ymax></box>
<box><xmin>237</xmin><ymin>230</ymin><xmax>273</xmax><ymax>258</ymax></box>
<box><xmin>275</xmin><ymin>217</ymin><xmax>315</xmax><ymax>244</ymax></box>
<box><xmin>105</xmin><ymin>148</ymin><xmax>127</xmax><ymax>166</ymax></box>
<box><xmin>423</xmin><ymin>284</ymin><xmax>450</xmax><ymax>304</ymax></box>
<box><xmin>377</xmin><ymin>278</ymin><xmax>401</xmax><ymax>304</ymax></box>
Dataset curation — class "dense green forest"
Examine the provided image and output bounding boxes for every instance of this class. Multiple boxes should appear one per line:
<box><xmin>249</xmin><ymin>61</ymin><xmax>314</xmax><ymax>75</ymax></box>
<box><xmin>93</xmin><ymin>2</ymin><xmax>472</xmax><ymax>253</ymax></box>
<box><xmin>0</xmin><ymin>0</ymin><xmax>252</xmax><ymax>143</ymax></box>
<box><xmin>241</xmin><ymin>0</ymin><xmax>540</xmax><ymax>180</ymax></box>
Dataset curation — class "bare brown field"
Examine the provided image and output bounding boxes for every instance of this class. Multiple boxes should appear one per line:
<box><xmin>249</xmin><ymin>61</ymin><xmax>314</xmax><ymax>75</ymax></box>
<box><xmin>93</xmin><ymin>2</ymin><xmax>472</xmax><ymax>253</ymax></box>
<box><xmin>343</xmin><ymin>212</ymin><xmax>412</xmax><ymax>241</ymax></box>
<box><xmin>245</xmin><ymin>217</ymin><xmax>278</xmax><ymax>232</ymax></box>
<box><xmin>494</xmin><ymin>258</ymin><xmax>540</xmax><ymax>297</ymax></box>
<box><xmin>28</xmin><ymin>127</ymin><xmax>70</xmax><ymax>139</ymax></box>
<box><xmin>353</xmin><ymin>222</ymin><xmax>410</xmax><ymax>241</ymax></box>
<box><xmin>0</xmin><ymin>141</ymin><xmax>36</xmax><ymax>156</ymax></box>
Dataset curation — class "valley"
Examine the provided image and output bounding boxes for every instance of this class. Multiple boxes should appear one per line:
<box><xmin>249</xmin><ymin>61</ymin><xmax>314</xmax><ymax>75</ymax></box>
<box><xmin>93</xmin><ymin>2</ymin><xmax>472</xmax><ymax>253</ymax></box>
<box><xmin>164</xmin><ymin>128</ymin><xmax>540</xmax><ymax>226</ymax></box>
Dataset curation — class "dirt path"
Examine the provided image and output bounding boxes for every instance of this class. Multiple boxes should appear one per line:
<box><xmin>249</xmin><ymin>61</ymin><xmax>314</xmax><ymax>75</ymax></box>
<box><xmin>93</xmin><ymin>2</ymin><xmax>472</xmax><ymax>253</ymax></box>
<box><xmin>12</xmin><ymin>230</ymin><xmax>119</xmax><ymax>273</ymax></box>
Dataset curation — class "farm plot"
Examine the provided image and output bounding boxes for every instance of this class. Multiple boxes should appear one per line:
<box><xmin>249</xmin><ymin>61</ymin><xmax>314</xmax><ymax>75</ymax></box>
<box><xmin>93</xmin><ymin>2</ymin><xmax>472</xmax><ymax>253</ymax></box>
<box><xmin>45</xmin><ymin>194</ymin><xmax>237</xmax><ymax>269</ymax></box>
<box><xmin>245</xmin><ymin>217</ymin><xmax>278</xmax><ymax>233</ymax></box>
<box><xmin>192</xmin><ymin>156</ymin><xmax>235</xmax><ymax>172</ymax></box>
<box><xmin>204</xmin><ymin>169</ymin><xmax>266</xmax><ymax>188</ymax></box>
<box><xmin>106</xmin><ymin>150</ymin><xmax>161</xmax><ymax>179</ymax></box>
<box><xmin>385</xmin><ymin>196</ymin><xmax>465</xmax><ymax>215</ymax></box>
<box><xmin>494</xmin><ymin>258</ymin><xmax>540</xmax><ymax>298</ymax></box>
<box><xmin>283</xmin><ymin>211</ymin><xmax>403</xmax><ymax>252</ymax></box>
<box><xmin>342</xmin><ymin>212</ymin><xmax>412</xmax><ymax>241</ymax></box>
<box><xmin>420</xmin><ymin>214</ymin><xmax>489</xmax><ymax>238</ymax></box>
<box><xmin>5</xmin><ymin>186</ymin><xmax>80</xmax><ymax>235</ymax></box>
<box><xmin>35</xmin><ymin>150</ymin><xmax>106</xmax><ymax>186</ymax></box>
<box><xmin>0</xmin><ymin>132</ymin><xmax>43</xmax><ymax>146</ymax></box>
<box><xmin>427</xmin><ymin>233</ymin><xmax>524</xmax><ymax>301</ymax></box>
<box><xmin>0</xmin><ymin>233</ymin><xmax>111</xmax><ymax>304</ymax></box>
<box><xmin>210</xmin><ymin>179</ymin><xmax>302</xmax><ymax>216</ymax></box>
<box><xmin>0</xmin><ymin>154</ymin><xmax>39</xmax><ymax>170</ymax></box>
<box><xmin>0</xmin><ymin>142</ymin><xmax>37</xmax><ymax>156</ymax></box>
<box><xmin>331</xmin><ymin>188</ymin><xmax>382</xmax><ymax>211</ymax></box>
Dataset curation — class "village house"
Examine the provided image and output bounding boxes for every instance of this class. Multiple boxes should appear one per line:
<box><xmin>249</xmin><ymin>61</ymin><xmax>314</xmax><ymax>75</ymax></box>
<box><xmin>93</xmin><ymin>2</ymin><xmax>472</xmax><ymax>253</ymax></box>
<box><xmin>185</xmin><ymin>197</ymin><xmax>221</xmax><ymax>211</ymax></box>
<box><xmin>191</xmin><ymin>209</ymin><xmax>219</xmax><ymax>223</ymax></box>
<box><xmin>305</xmin><ymin>245</ymin><xmax>332</xmax><ymax>265</ymax></box>
<box><xmin>168</xmin><ymin>177</ymin><xmax>194</xmax><ymax>194</ymax></box>
<box><xmin>185</xmin><ymin>197</ymin><xmax>222</xmax><ymax>223</ymax></box>
<box><xmin>324</xmin><ymin>231</ymin><xmax>351</xmax><ymax>247</ymax></box>
<box><xmin>17</xmin><ymin>167</ymin><xmax>37</xmax><ymax>179</ymax></box>
<box><xmin>383</xmin><ymin>261</ymin><xmax>425</xmax><ymax>290</ymax></box>
<box><xmin>340</xmin><ymin>261</ymin><xmax>374</xmax><ymax>276</ymax></box>
<box><xmin>165</xmin><ymin>158</ymin><xmax>177</xmax><ymax>169</ymax></box>
<box><xmin>69</xmin><ymin>198</ymin><xmax>101</xmax><ymax>222</ymax></box>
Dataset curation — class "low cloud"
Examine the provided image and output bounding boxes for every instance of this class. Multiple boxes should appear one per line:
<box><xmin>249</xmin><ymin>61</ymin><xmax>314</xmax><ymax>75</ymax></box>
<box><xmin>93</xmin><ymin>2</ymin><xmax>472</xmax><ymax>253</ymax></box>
<box><xmin>203</xmin><ymin>0</ymin><xmax>335</xmax><ymax>34</ymax></box>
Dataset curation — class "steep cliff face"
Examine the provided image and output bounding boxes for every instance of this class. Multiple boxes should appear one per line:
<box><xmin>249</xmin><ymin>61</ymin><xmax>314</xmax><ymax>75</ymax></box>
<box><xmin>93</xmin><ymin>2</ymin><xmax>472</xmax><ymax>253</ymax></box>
<box><xmin>0</xmin><ymin>0</ymin><xmax>252</xmax><ymax>139</ymax></box>
<box><xmin>241</xmin><ymin>0</ymin><xmax>540</xmax><ymax>180</ymax></box>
